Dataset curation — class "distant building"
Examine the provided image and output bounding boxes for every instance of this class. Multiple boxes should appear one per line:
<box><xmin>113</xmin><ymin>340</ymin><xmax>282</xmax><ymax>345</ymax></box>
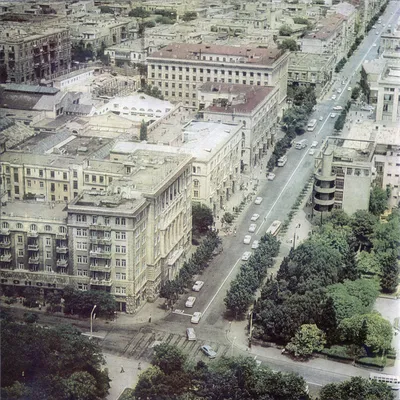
<box><xmin>147</xmin><ymin>43</ymin><xmax>289</xmax><ymax>110</ymax></box>
<box><xmin>313</xmin><ymin>138</ymin><xmax>374</xmax><ymax>215</ymax></box>
<box><xmin>0</xmin><ymin>26</ymin><xmax>71</xmax><ymax>84</ymax></box>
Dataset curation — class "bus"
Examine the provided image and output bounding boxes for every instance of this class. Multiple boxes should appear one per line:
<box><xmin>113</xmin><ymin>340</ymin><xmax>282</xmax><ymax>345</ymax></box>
<box><xmin>307</xmin><ymin>119</ymin><xmax>317</xmax><ymax>131</ymax></box>
<box><xmin>277</xmin><ymin>155</ymin><xmax>287</xmax><ymax>167</ymax></box>
<box><xmin>266</xmin><ymin>220</ymin><xmax>282</xmax><ymax>236</ymax></box>
<box><xmin>369</xmin><ymin>373</ymin><xmax>400</xmax><ymax>390</ymax></box>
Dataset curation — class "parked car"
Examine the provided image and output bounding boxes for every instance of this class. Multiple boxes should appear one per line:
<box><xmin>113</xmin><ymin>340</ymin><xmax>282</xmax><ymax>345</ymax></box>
<box><xmin>251</xmin><ymin>213</ymin><xmax>260</xmax><ymax>221</ymax></box>
<box><xmin>243</xmin><ymin>235</ymin><xmax>252</xmax><ymax>244</ymax></box>
<box><xmin>255</xmin><ymin>197</ymin><xmax>263</xmax><ymax>205</ymax></box>
<box><xmin>267</xmin><ymin>172</ymin><xmax>276</xmax><ymax>181</ymax></box>
<box><xmin>201</xmin><ymin>345</ymin><xmax>217</xmax><ymax>359</ymax></box>
<box><xmin>331</xmin><ymin>94</ymin><xmax>337</xmax><ymax>100</ymax></box>
<box><xmin>185</xmin><ymin>296</ymin><xmax>196</xmax><ymax>308</ymax></box>
<box><xmin>191</xmin><ymin>312</ymin><xmax>202</xmax><ymax>324</ymax></box>
<box><xmin>373</xmin><ymin>43</ymin><xmax>377</xmax><ymax>47</ymax></box>
<box><xmin>330</xmin><ymin>113</ymin><xmax>337</xmax><ymax>118</ymax></box>
<box><xmin>309</xmin><ymin>149</ymin><xmax>315</xmax><ymax>156</ymax></box>
<box><xmin>311</xmin><ymin>140</ymin><xmax>318</xmax><ymax>148</ymax></box>
<box><xmin>319</xmin><ymin>116</ymin><xmax>324</xmax><ymax>121</ymax></box>
<box><xmin>333</xmin><ymin>106</ymin><xmax>343</xmax><ymax>111</ymax></box>
<box><xmin>348</xmin><ymin>87</ymin><xmax>352</xmax><ymax>91</ymax></box>
<box><xmin>186</xmin><ymin>328</ymin><xmax>196</xmax><ymax>341</ymax></box>
<box><xmin>248</xmin><ymin>224</ymin><xmax>257</xmax><ymax>233</ymax></box>
<box><xmin>242</xmin><ymin>251</ymin><xmax>252</xmax><ymax>261</ymax></box>
<box><xmin>251</xmin><ymin>240</ymin><xmax>259</xmax><ymax>249</ymax></box>
<box><xmin>192</xmin><ymin>281</ymin><xmax>204</xmax><ymax>292</ymax></box>
<box><xmin>337</xmin><ymin>88</ymin><xmax>342</xmax><ymax>93</ymax></box>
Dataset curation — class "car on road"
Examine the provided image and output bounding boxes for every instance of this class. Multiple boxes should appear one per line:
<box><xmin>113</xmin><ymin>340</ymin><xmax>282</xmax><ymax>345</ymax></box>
<box><xmin>248</xmin><ymin>224</ymin><xmax>257</xmax><ymax>233</ymax></box>
<box><xmin>309</xmin><ymin>149</ymin><xmax>315</xmax><ymax>156</ymax></box>
<box><xmin>372</xmin><ymin>25</ymin><xmax>376</xmax><ymax>29</ymax></box>
<box><xmin>251</xmin><ymin>240</ymin><xmax>259</xmax><ymax>249</ymax></box>
<box><xmin>337</xmin><ymin>88</ymin><xmax>342</xmax><ymax>93</ymax></box>
<box><xmin>311</xmin><ymin>140</ymin><xmax>318</xmax><ymax>148</ymax></box>
<box><xmin>243</xmin><ymin>235</ymin><xmax>252</xmax><ymax>244</ymax></box>
<box><xmin>373</xmin><ymin>43</ymin><xmax>377</xmax><ymax>47</ymax></box>
<box><xmin>191</xmin><ymin>312</ymin><xmax>202</xmax><ymax>324</ymax></box>
<box><xmin>331</xmin><ymin>94</ymin><xmax>337</xmax><ymax>100</ymax></box>
<box><xmin>267</xmin><ymin>172</ymin><xmax>276</xmax><ymax>181</ymax></box>
<box><xmin>185</xmin><ymin>296</ymin><xmax>196</xmax><ymax>308</ymax></box>
<box><xmin>333</xmin><ymin>106</ymin><xmax>343</xmax><ymax>111</ymax></box>
<box><xmin>192</xmin><ymin>281</ymin><xmax>204</xmax><ymax>292</ymax></box>
<box><xmin>251</xmin><ymin>213</ymin><xmax>260</xmax><ymax>221</ymax></box>
<box><xmin>319</xmin><ymin>116</ymin><xmax>323</xmax><ymax>121</ymax></box>
<box><xmin>186</xmin><ymin>328</ymin><xmax>196</xmax><ymax>341</ymax></box>
<box><xmin>242</xmin><ymin>251</ymin><xmax>252</xmax><ymax>261</ymax></box>
<box><xmin>348</xmin><ymin>87</ymin><xmax>352</xmax><ymax>91</ymax></box>
<box><xmin>342</xmin><ymin>80</ymin><xmax>346</xmax><ymax>85</ymax></box>
<box><xmin>254</xmin><ymin>197</ymin><xmax>263</xmax><ymax>205</ymax></box>
<box><xmin>201</xmin><ymin>345</ymin><xmax>217</xmax><ymax>359</ymax></box>
<box><xmin>376</xmin><ymin>31</ymin><xmax>379</xmax><ymax>35</ymax></box>
<box><xmin>330</xmin><ymin>113</ymin><xmax>337</xmax><ymax>118</ymax></box>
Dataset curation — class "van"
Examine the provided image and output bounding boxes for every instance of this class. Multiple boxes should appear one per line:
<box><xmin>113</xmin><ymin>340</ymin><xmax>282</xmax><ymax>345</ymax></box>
<box><xmin>295</xmin><ymin>139</ymin><xmax>308</xmax><ymax>149</ymax></box>
<box><xmin>186</xmin><ymin>328</ymin><xmax>196</xmax><ymax>341</ymax></box>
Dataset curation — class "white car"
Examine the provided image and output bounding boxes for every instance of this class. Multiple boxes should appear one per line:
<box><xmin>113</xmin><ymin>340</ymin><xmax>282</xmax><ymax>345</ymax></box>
<box><xmin>191</xmin><ymin>312</ymin><xmax>201</xmax><ymax>324</ymax></box>
<box><xmin>243</xmin><ymin>235</ymin><xmax>252</xmax><ymax>244</ymax></box>
<box><xmin>192</xmin><ymin>281</ymin><xmax>204</xmax><ymax>292</ymax></box>
<box><xmin>242</xmin><ymin>251</ymin><xmax>252</xmax><ymax>261</ymax></box>
<box><xmin>373</xmin><ymin>43</ymin><xmax>377</xmax><ymax>47</ymax></box>
<box><xmin>309</xmin><ymin>149</ymin><xmax>315</xmax><ymax>156</ymax></box>
<box><xmin>249</xmin><ymin>224</ymin><xmax>257</xmax><ymax>233</ymax></box>
<box><xmin>319</xmin><ymin>116</ymin><xmax>324</xmax><ymax>121</ymax></box>
<box><xmin>311</xmin><ymin>141</ymin><xmax>318</xmax><ymax>148</ymax></box>
<box><xmin>376</xmin><ymin>31</ymin><xmax>379</xmax><ymax>35</ymax></box>
<box><xmin>267</xmin><ymin>172</ymin><xmax>276</xmax><ymax>181</ymax></box>
<box><xmin>337</xmin><ymin>88</ymin><xmax>342</xmax><ymax>93</ymax></box>
<box><xmin>331</xmin><ymin>94</ymin><xmax>337</xmax><ymax>100</ymax></box>
<box><xmin>201</xmin><ymin>345</ymin><xmax>217</xmax><ymax>359</ymax></box>
<box><xmin>185</xmin><ymin>296</ymin><xmax>196</xmax><ymax>308</ymax></box>
<box><xmin>251</xmin><ymin>213</ymin><xmax>260</xmax><ymax>221</ymax></box>
<box><xmin>348</xmin><ymin>87</ymin><xmax>352</xmax><ymax>91</ymax></box>
<box><xmin>330</xmin><ymin>113</ymin><xmax>337</xmax><ymax>118</ymax></box>
<box><xmin>333</xmin><ymin>106</ymin><xmax>343</xmax><ymax>111</ymax></box>
<box><xmin>372</xmin><ymin>25</ymin><xmax>376</xmax><ymax>29</ymax></box>
<box><xmin>251</xmin><ymin>240</ymin><xmax>259</xmax><ymax>249</ymax></box>
<box><xmin>254</xmin><ymin>197</ymin><xmax>263</xmax><ymax>205</ymax></box>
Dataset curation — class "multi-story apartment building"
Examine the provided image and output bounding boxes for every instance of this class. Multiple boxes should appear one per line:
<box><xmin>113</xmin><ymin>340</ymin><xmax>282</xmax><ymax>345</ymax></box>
<box><xmin>300</xmin><ymin>15</ymin><xmax>346</xmax><ymax>62</ymax></box>
<box><xmin>0</xmin><ymin>25</ymin><xmax>71</xmax><ymax>84</ymax></box>
<box><xmin>0</xmin><ymin>148</ymin><xmax>193</xmax><ymax>313</ymax></box>
<box><xmin>198</xmin><ymin>83</ymin><xmax>279</xmax><ymax>170</ymax></box>
<box><xmin>362</xmin><ymin>59</ymin><xmax>400</xmax><ymax>122</ymax></box>
<box><xmin>313</xmin><ymin>138</ymin><xmax>374</xmax><ymax>216</ymax></box>
<box><xmin>146</xmin><ymin>43</ymin><xmax>289</xmax><ymax>110</ymax></box>
<box><xmin>288</xmin><ymin>52</ymin><xmax>336</xmax><ymax>97</ymax></box>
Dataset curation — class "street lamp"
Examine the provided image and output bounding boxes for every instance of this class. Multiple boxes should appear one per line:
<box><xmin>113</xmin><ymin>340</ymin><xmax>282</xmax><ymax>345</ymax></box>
<box><xmin>90</xmin><ymin>304</ymin><xmax>97</xmax><ymax>339</ymax></box>
<box><xmin>231</xmin><ymin>336</ymin><xmax>237</xmax><ymax>357</ymax></box>
<box><xmin>293</xmin><ymin>223</ymin><xmax>301</xmax><ymax>249</ymax></box>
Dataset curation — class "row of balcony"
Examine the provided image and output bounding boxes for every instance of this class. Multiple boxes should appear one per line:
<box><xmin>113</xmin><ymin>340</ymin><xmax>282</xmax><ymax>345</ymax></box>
<box><xmin>90</xmin><ymin>278</ymin><xmax>112</xmax><ymax>287</ymax></box>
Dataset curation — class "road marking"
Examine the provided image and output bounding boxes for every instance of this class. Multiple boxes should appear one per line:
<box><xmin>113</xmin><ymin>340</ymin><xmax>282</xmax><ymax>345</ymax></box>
<box><xmin>306</xmin><ymin>381</ymin><xmax>324</xmax><ymax>387</ymax></box>
<box><xmin>202</xmin><ymin>257</ymin><xmax>241</xmax><ymax>316</ymax></box>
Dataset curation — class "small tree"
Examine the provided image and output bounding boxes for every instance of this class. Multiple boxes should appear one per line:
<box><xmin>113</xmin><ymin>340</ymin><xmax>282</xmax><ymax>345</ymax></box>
<box><xmin>222</xmin><ymin>212</ymin><xmax>234</xmax><ymax>224</ymax></box>
<box><xmin>286</xmin><ymin>324</ymin><xmax>326</xmax><ymax>358</ymax></box>
<box><xmin>279</xmin><ymin>25</ymin><xmax>293</xmax><ymax>36</ymax></box>
<box><xmin>140</xmin><ymin>120</ymin><xmax>148</xmax><ymax>141</ymax></box>
<box><xmin>369</xmin><ymin>186</ymin><xmax>388</xmax><ymax>216</ymax></box>
<box><xmin>182</xmin><ymin>11</ymin><xmax>197</xmax><ymax>22</ymax></box>
<box><xmin>351</xmin><ymin>86</ymin><xmax>361</xmax><ymax>100</ymax></box>
<box><xmin>129</xmin><ymin>7</ymin><xmax>150</xmax><ymax>18</ymax></box>
<box><xmin>192</xmin><ymin>203</ymin><xmax>213</xmax><ymax>233</ymax></box>
<box><xmin>278</xmin><ymin>39</ymin><xmax>298</xmax><ymax>51</ymax></box>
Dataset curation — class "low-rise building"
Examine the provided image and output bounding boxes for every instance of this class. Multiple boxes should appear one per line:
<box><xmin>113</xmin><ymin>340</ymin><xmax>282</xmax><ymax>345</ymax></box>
<box><xmin>313</xmin><ymin>137</ymin><xmax>374</xmax><ymax>215</ymax></box>
<box><xmin>147</xmin><ymin>42</ymin><xmax>289</xmax><ymax>110</ymax></box>
<box><xmin>288</xmin><ymin>52</ymin><xmax>335</xmax><ymax>96</ymax></box>
<box><xmin>198</xmin><ymin>83</ymin><xmax>279</xmax><ymax>170</ymax></box>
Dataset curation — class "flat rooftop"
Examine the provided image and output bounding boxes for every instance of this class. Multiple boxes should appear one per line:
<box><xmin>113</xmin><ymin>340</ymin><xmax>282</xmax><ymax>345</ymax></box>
<box><xmin>346</xmin><ymin>120</ymin><xmax>400</xmax><ymax>146</ymax></box>
<box><xmin>1</xmin><ymin>200</ymin><xmax>67</xmax><ymax>221</ymax></box>
<box><xmin>326</xmin><ymin>138</ymin><xmax>375</xmax><ymax>164</ymax></box>
<box><xmin>304</xmin><ymin>14</ymin><xmax>345</xmax><ymax>41</ymax></box>
<box><xmin>148</xmin><ymin>43</ymin><xmax>285</xmax><ymax>66</ymax></box>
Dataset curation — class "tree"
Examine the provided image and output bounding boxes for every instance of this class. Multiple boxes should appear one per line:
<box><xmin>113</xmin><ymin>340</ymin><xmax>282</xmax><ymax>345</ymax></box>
<box><xmin>152</xmin><ymin>343</ymin><xmax>187</xmax><ymax>375</ymax></box>
<box><xmin>320</xmin><ymin>376</ymin><xmax>394</xmax><ymax>400</ymax></box>
<box><xmin>182</xmin><ymin>11</ymin><xmax>197</xmax><ymax>22</ymax></box>
<box><xmin>140</xmin><ymin>120</ymin><xmax>148</xmax><ymax>141</ymax></box>
<box><xmin>369</xmin><ymin>186</ymin><xmax>388</xmax><ymax>216</ymax></box>
<box><xmin>351</xmin><ymin>86</ymin><xmax>361</xmax><ymax>100</ymax></box>
<box><xmin>128</xmin><ymin>7</ymin><xmax>150</xmax><ymax>18</ymax></box>
<box><xmin>224</xmin><ymin>280</ymin><xmax>255</xmax><ymax>318</ymax></box>
<box><xmin>278</xmin><ymin>38</ymin><xmax>298</xmax><ymax>51</ymax></box>
<box><xmin>192</xmin><ymin>203</ymin><xmax>213</xmax><ymax>233</ymax></box>
<box><xmin>334</xmin><ymin>115</ymin><xmax>345</xmax><ymax>131</ymax></box>
<box><xmin>350</xmin><ymin>210</ymin><xmax>378</xmax><ymax>251</ymax></box>
<box><xmin>22</xmin><ymin>287</ymin><xmax>40</xmax><ymax>308</ymax></box>
<box><xmin>286</xmin><ymin>324</ymin><xmax>326</xmax><ymax>358</ymax></box>
<box><xmin>379</xmin><ymin>250</ymin><xmax>399</xmax><ymax>293</ymax></box>
<box><xmin>356</xmin><ymin>251</ymin><xmax>381</xmax><ymax>278</ymax></box>
<box><xmin>222</xmin><ymin>212</ymin><xmax>234</xmax><ymax>224</ymax></box>
<box><xmin>100</xmin><ymin>6</ymin><xmax>114</xmax><ymax>14</ymax></box>
<box><xmin>142</xmin><ymin>84</ymin><xmax>164</xmax><ymax>100</ymax></box>
<box><xmin>23</xmin><ymin>312</ymin><xmax>39</xmax><ymax>324</ymax></box>
<box><xmin>279</xmin><ymin>25</ymin><xmax>293</xmax><ymax>36</ymax></box>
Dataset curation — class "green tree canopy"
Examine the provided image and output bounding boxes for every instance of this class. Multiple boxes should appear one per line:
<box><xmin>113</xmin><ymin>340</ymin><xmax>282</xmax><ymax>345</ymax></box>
<box><xmin>278</xmin><ymin>38</ymin><xmax>298</xmax><ymax>51</ymax></box>
<box><xmin>286</xmin><ymin>324</ymin><xmax>326</xmax><ymax>358</ymax></box>
<box><xmin>369</xmin><ymin>186</ymin><xmax>388</xmax><ymax>216</ymax></box>
<box><xmin>128</xmin><ymin>7</ymin><xmax>150</xmax><ymax>18</ymax></box>
<box><xmin>182</xmin><ymin>11</ymin><xmax>197</xmax><ymax>21</ymax></box>
<box><xmin>140</xmin><ymin>120</ymin><xmax>148</xmax><ymax>141</ymax></box>
<box><xmin>152</xmin><ymin>343</ymin><xmax>187</xmax><ymax>375</ymax></box>
<box><xmin>192</xmin><ymin>203</ymin><xmax>214</xmax><ymax>233</ymax></box>
<box><xmin>279</xmin><ymin>25</ymin><xmax>293</xmax><ymax>36</ymax></box>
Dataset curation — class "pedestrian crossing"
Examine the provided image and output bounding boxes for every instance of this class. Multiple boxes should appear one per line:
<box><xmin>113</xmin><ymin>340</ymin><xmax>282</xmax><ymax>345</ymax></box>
<box><xmin>101</xmin><ymin>328</ymin><xmax>230</xmax><ymax>362</ymax></box>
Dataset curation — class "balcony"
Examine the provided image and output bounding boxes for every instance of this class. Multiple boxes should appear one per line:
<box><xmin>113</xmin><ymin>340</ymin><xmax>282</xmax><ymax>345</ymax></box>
<box><xmin>28</xmin><ymin>257</ymin><xmax>39</xmax><ymax>264</ymax></box>
<box><xmin>89</xmin><ymin>237</ymin><xmax>111</xmax><ymax>245</ymax></box>
<box><xmin>90</xmin><ymin>278</ymin><xmax>113</xmax><ymax>287</ymax></box>
<box><xmin>315</xmin><ymin>173</ymin><xmax>336</xmax><ymax>182</ymax></box>
<box><xmin>0</xmin><ymin>241</ymin><xmax>11</xmax><ymax>249</ymax></box>
<box><xmin>0</xmin><ymin>228</ymin><xmax>10</xmax><ymax>236</ymax></box>
<box><xmin>314</xmin><ymin>183</ymin><xmax>336</xmax><ymax>194</ymax></box>
<box><xmin>89</xmin><ymin>250</ymin><xmax>111</xmax><ymax>259</ymax></box>
<box><xmin>56</xmin><ymin>246</ymin><xmax>68</xmax><ymax>254</ymax></box>
<box><xmin>56</xmin><ymin>259</ymin><xmax>68</xmax><ymax>267</ymax></box>
<box><xmin>28</xmin><ymin>244</ymin><xmax>39</xmax><ymax>251</ymax></box>
<box><xmin>1</xmin><ymin>254</ymin><xmax>12</xmax><ymax>262</ymax></box>
<box><xmin>56</xmin><ymin>233</ymin><xmax>67</xmax><ymax>240</ymax></box>
<box><xmin>89</xmin><ymin>264</ymin><xmax>111</xmax><ymax>273</ymax></box>
<box><xmin>313</xmin><ymin>196</ymin><xmax>335</xmax><ymax>207</ymax></box>
<box><xmin>89</xmin><ymin>224</ymin><xmax>111</xmax><ymax>231</ymax></box>
<box><xmin>27</xmin><ymin>231</ymin><xmax>39</xmax><ymax>238</ymax></box>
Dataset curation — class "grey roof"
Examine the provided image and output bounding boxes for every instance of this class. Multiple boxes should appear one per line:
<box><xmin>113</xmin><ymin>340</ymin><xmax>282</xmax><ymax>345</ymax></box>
<box><xmin>65</xmin><ymin>103</ymin><xmax>93</xmax><ymax>114</ymax></box>
<box><xmin>2</xmin><ymin>84</ymin><xmax>59</xmax><ymax>95</ymax></box>
<box><xmin>33</xmin><ymin>91</ymin><xmax>66</xmax><ymax>111</ymax></box>
<box><xmin>27</xmin><ymin>130</ymin><xmax>73</xmax><ymax>154</ymax></box>
<box><xmin>0</xmin><ymin>92</ymin><xmax>42</xmax><ymax>110</ymax></box>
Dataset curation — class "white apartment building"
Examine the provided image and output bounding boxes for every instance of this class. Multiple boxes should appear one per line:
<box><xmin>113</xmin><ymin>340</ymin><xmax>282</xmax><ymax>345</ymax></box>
<box><xmin>146</xmin><ymin>43</ymin><xmax>289</xmax><ymax>110</ymax></box>
<box><xmin>198</xmin><ymin>83</ymin><xmax>279</xmax><ymax>170</ymax></box>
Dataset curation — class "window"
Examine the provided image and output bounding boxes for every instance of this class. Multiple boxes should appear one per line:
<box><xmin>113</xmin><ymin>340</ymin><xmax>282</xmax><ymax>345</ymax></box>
<box><xmin>17</xmin><ymin>223</ymin><xmax>23</xmax><ymax>229</ymax></box>
<box><xmin>50</xmin><ymin>171</ymin><xmax>55</xmax><ymax>178</ymax></box>
<box><xmin>40</xmin><ymin>181</ymin><xmax>44</xmax><ymax>188</ymax></box>
<box><xmin>46</xmin><ymin>238</ymin><xmax>51</xmax><ymax>246</ymax></box>
<box><xmin>27</xmin><ymin>180</ymin><xmax>31</xmax><ymax>187</ymax></box>
<box><xmin>27</xmin><ymin>168</ymin><xmax>31</xmax><ymax>175</ymax></box>
<box><xmin>30</xmin><ymin>224</ymin><xmax>37</xmax><ymax>231</ymax></box>
<box><xmin>73</xmin><ymin>170</ymin><xmax>78</xmax><ymax>178</ymax></box>
<box><xmin>50</xmin><ymin>183</ymin><xmax>55</xmax><ymax>192</ymax></box>
<box><xmin>76</xmin><ymin>215</ymin><xmax>87</xmax><ymax>222</ymax></box>
<box><xmin>18</xmin><ymin>249</ymin><xmax>24</xmax><ymax>257</ymax></box>
<box><xmin>46</xmin><ymin>251</ymin><xmax>51</xmax><ymax>259</ymax></box>
<box><xmin>194</xmin><ymin>190</ymin><xmax>199</xmax><ymax>198</ymax></box>
<box><xmin>17</xmin><ymin>235</ymin><xmax>23</xmax><ymax>243</ymax></box>
<box><xmin>92</xmin><ymin>175</ymin><xmax>96</xmax><ymax>183</ymax></box>
<box><xmin>92</xmin><ymin>216</ymin><xmax>98</xmax><ymax>224</ymax></box>
<box><xmin>45</xmin><ymin>225</ymin><xmax>52</xmax><ymax>232</ymax></box>
<box><xmin>63</xmin><ymin>184</ymin><xmax>68</xmax><ymax>192</ymax></box>
<box><xmin>78</xmin><ymin>283</ymin><xmax>88</xmax><ymax>291</ymax></box>
<box><xmin>18</xmin><ymin>263</ymin><xmax>24</xmax><ymax>270</ymax></box>
<box><xmin>59</xmin><ymin>226</ymin><xmax>67</xmax><ymax>233</ymax></box>
<box><xmin>116</xmin><ymin>217</ymin><xmax>126</xmax><ymax>225</ymax></box>
<box><xmin>73</xmin><ymin>181</ymin><xmax>78</xmax><ymax>189</ymax></box>
<box><xmin>76</xmin><ymin>229</ymin><xmax>87</xmax><ymax>237</ymax></box>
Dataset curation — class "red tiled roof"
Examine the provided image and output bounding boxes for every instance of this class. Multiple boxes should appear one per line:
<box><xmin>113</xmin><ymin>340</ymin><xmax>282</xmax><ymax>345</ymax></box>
<box><xmin>304</xmin><ymin>14</ymin><xmax>345</xmax><ymax>41</ymax></box>
<box><xmin>200</xmin><ymin>83</ymin><xmax>276</xmax><ymax>114</ymax></box>
<box><xmin>148</xmin><ymin>43</ymin><xmax>285</xmax><ymax>66</ymax></box>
